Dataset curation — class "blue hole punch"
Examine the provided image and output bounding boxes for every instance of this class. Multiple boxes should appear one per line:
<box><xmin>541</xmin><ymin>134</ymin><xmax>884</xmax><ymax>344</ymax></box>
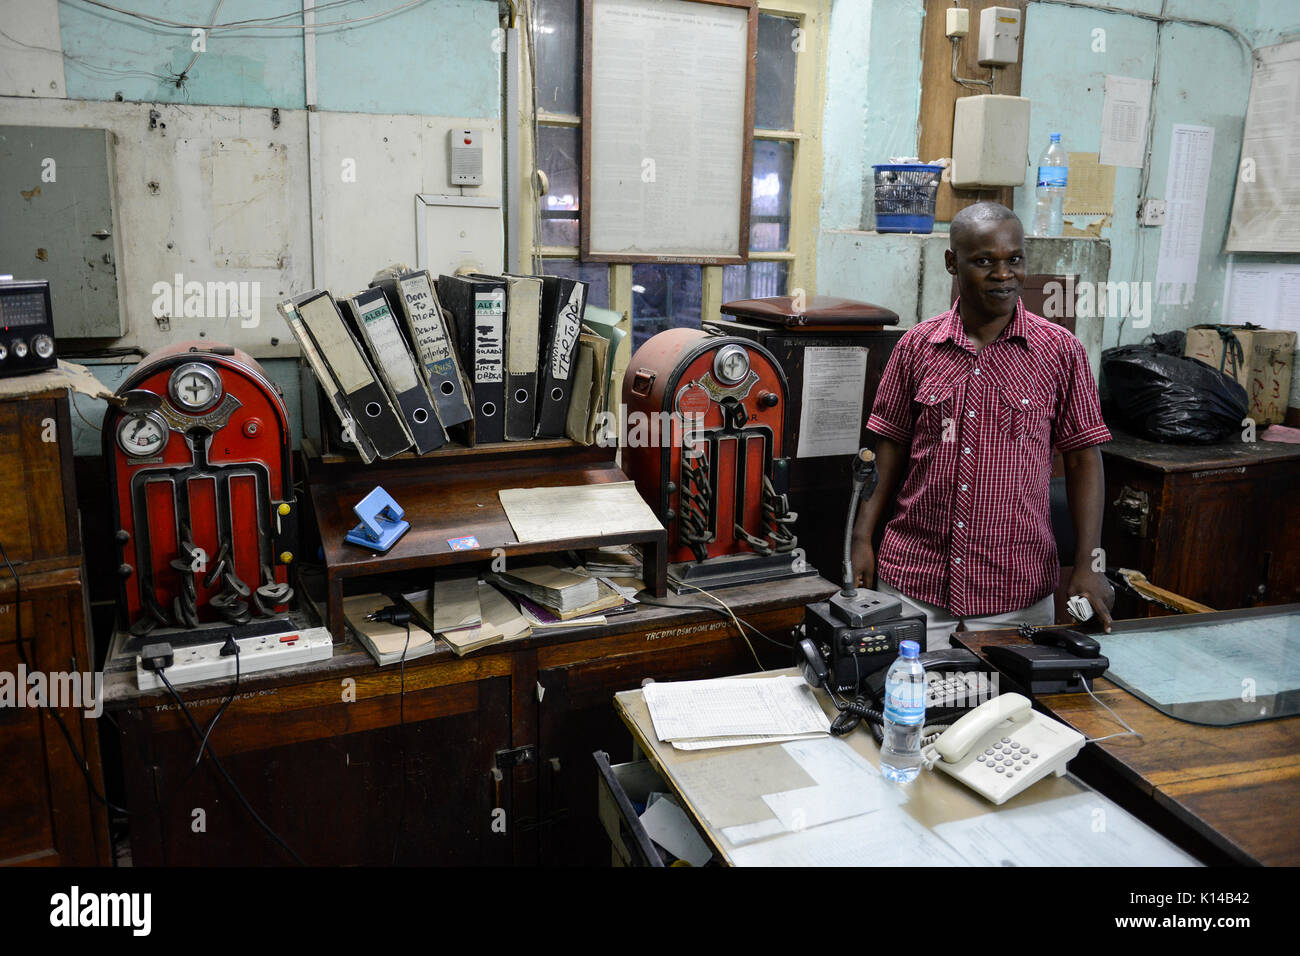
<box><xmin>345</xmin><ymin>487</ymin><xmax>410</xmax><ymax>553</ymax></box>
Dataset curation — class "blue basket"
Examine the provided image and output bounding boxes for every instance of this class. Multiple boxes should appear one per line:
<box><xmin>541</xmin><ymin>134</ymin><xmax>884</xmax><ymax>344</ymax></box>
<box><xmin>873</xmin><ymin>164</ymin><xmax>943</xmax><ymax>234</ymax></box>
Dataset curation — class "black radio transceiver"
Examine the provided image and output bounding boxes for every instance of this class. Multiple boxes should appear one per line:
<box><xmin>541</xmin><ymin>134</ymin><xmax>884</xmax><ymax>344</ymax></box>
<box><xmin>0</xmin><ymin>280</ymin><xmax>57</xmax><ymax>379</ymax></box>
<box><xmin>803</xmin><ymin>595</ymin><xmax>927</xmax><ymax>692</ymax></box>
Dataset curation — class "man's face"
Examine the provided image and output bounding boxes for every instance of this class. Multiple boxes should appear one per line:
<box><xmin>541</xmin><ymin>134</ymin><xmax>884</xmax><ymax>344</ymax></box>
<box><xmin>946</xmin><ymin>219</ymin><xmax>1026</xmax><ymax>318</ymax></box>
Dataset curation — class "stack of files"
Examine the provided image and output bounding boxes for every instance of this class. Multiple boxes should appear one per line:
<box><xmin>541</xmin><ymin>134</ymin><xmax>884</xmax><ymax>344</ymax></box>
<box><xmin>340</xmin><ymin>287</ymin><xmax>446</xmax><ymax>454</ymax></box>
<box><xmin>574</xmin><ymin>545</ymin><xmax>643</xmax><ymax>577</ymax></box>
<box><xmin>515</xmin><ymin>594</ymin><xmax>608</xmax><ymax>629</ymax></box>
<box><xmin>401</xmin><ymin>570</ymin><xmax>480</xmax><ymax>640</ymax></box>
<box><xmin>580</xmin><ymin>305</ymin><xmax>627</xmax><ymax>409</ymax></box>
<box><xmin>278</xmin><ymin>298</ymin><xmax>378</xmax><ymax>463</ymax></box>
<box><xmin>496</xmin><ymin>573</ymin><xmax>631</xmax><ymax>623</ymax></box>
<box><xmin>344</xmin><ymin>593</ymin><xmax>438</xmax><ymax>665</ymax></box>
<box><xmin>405</xmin><ymin>574</ymin><xmax>531</xmax><ymax>656</ymax></box>
<box><xmin>643</xmin><ymin>676</ymin><xmax>833</xmax><ymax>751</ymax></box>
<box><xmin>437</xmin><ymin>273</ymin><xmax>508</xmax><ymax>444</ymax></box>
<box><xmin>468</xmin><ymin>273</ymin><xmax>541</xmax><ymax>442</ymax></box>
<box><xmin>456</xmin><ymin>581</ymin><xmax>532</xmax><ymax>655</ymax></box>
<box><xmin>565</xmin><ymin>325</ymin><xmax>611</xmax><ymax>445</ymax></box>
<box><xmin>535</xmin><ymin>275</ymin><xmax>589</xmax><ymax>438</ymax></box>
<box><xmin>485</xmin><ymin>564</ymin><xmax>598</xmax><ymax>612</ymax></box>
<box><xmin>370</xmin><ymin>265</ymin><xmax>475</xmax><ymax>436</ymax></box>
<box><xmin>284</xmin><ymin>290</ymin><xmax>413</xmax><ymax>459</ymax></box>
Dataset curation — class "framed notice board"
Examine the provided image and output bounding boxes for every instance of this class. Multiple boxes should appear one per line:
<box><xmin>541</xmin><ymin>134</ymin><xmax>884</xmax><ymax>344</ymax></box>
<box><xmin>581</xmin><ymin>0</ymin><xmax>757</xmax><ymax>265</ymax></box>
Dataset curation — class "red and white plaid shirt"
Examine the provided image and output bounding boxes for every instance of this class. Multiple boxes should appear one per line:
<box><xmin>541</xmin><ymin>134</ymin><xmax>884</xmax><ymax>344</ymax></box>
<box><xmin>866</xmin><ymin>298</ymin><xmax>1111</xmax><ymax>617</ymax></box>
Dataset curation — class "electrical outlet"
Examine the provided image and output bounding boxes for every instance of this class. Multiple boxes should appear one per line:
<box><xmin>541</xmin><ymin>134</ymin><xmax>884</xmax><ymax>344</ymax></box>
<box><xmin>1139</xmin><ymin>199</ymin><xmax>1167</xmax><ymax>226</ymax></box>
<box><xmin>946</xmin><ymin>8</ymin><xmax>970</xmax><ymax>37</ymax></box>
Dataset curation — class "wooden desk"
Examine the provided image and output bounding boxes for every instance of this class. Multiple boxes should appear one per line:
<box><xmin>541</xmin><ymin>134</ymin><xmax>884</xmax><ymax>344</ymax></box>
<box><xmin>955</xmin><ymin>608</ymin><xmax>1300</xmax><ymax>866</ymax></box>
<box><xmin>307</xmin><ymin>441</ymin><xmax>669</xmax><ymax>639</ymax></box>
<box><xmin>612</xmin><ymin>668</ymin><xmax>1197</xmax><ymax>866</ymax></box>
<box><xmin>104</xmin><ymin>574</ymin><xmax>833</xmax><ymax>866</ymax></box>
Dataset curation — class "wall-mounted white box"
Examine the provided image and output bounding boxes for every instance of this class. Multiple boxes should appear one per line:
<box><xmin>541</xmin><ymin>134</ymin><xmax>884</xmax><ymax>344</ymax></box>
<box><xmin>950</xmin><ymin>94</ymin><xmax>1031</xmax><ymax>188</ymax></box>
<box><xmin>978</xmin><ymin>6</ymin><xmax>1022</xmax><ymax>66</ymax></box>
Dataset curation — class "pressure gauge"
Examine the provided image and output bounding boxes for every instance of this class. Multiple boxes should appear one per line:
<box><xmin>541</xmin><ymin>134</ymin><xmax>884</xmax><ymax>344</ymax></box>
<box><xmin>712</xmin><ymin>344</ymin><xmax>750</xmax><ymax>385</ymax></box>
<box><xmin>168</xmin><ymin>362</ymin><xmax>222</xmax><ymax>412</ymax></box>
<box><xmin>116</xmin><ymin>411</ymin><xmax>169</xmax><ymax>458</ymax></box>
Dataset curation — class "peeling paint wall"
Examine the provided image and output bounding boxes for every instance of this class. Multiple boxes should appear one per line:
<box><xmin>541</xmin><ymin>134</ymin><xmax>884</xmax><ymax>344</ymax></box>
<box><xmin>0</xmin><ymin>0</ymin><xmax>503</xmax><ymax>452</ymax></box>
<box><xmin>818</xmin><ymin>0</ymin><xmax>1300</xmax><ymax>407</ymax></box>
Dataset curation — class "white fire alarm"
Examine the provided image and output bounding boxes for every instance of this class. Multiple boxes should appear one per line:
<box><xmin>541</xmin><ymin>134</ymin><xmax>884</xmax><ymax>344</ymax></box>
<box><xmin>449</xmin><ymin>128</ymin><xmax>483</xmax><ymax>187</ymax></box>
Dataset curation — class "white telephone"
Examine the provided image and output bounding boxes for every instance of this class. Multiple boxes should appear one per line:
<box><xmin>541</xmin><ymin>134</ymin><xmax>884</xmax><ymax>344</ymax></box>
<box><xmin>924</xmin><ymin>693</ymin><xmax>1085</xmax><ymax>805</ymax></box>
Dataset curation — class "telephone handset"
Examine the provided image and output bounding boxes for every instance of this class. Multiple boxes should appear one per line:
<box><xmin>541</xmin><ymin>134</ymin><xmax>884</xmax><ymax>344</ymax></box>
<box><xmin>925</xmin><ymin>692</ymin><xmax>1086</xmax><ymax>805</ymax></box>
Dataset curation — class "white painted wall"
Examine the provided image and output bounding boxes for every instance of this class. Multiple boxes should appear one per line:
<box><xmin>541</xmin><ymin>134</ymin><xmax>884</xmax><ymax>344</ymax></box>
<box><xmin>0</xmin><ymin>95</ymin><xmax>499</xmax><ymax>358</ymax></box>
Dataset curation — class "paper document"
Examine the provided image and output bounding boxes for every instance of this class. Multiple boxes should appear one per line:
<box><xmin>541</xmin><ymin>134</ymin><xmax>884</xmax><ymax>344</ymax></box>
<box><xmin>797</xmin><ymin>347</ymin><xmax>868</xmax><ymax>458</ymax></box>
<box><xmin>1099</xmin><ymin>75</ymin><xmax>1152</xmax><ymax>168</ymax></box>
<box><xmin>638</xmin><ymin>797</ymin><xmax>714</xmax><ymax>867</ymax></box>
<box><xmin>1063</xmin><ymin>152</ymin><xmax>1115</xmax><ymax>216</ymax></box>
<box><xmin>499</xmin><ymin>481</ymin><xmax>663</xmax><ymax>544</ymax></box>
<box><xmin>1155</xmin><ymin>124</ymin><xmax>1215</xmax><ymax>305</ymax></box>
<box><xmin>1222</xmin><ymin>260</ymin><xmax>1300</xmax><ymax>334</ymax></box>
<box><xmin>728</xmin><ymin>806</ymin><xmax>966</xmax><ymax>867</ymax></box>
<box><xmin>933</xmin><ymin>792</ymin><xmax>1200</xmax><ymax>867</ymax></box>
<box><xmin>642</xmin><ymin>676</ymin><xmax>831</xmax><ymax>742</ymax></box>
<box><xmin>1226</xmin><ymin>40</ymin><xmax>1300</xmax><ymax>252</ymax></box>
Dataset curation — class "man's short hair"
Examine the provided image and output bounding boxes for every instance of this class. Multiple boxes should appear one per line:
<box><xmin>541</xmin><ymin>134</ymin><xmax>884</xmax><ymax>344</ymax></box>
<box><xmin>950</xmin><ymin>202</ymin><xmax>1022</xmax><ymax>251</ymax></box>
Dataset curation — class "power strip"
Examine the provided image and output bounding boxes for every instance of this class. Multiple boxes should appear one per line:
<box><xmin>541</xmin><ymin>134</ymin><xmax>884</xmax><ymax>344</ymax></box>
<box><xmin>136</xmin><ymin>627</ymin><xmax>334</xmax><ymax>691</ymax></box>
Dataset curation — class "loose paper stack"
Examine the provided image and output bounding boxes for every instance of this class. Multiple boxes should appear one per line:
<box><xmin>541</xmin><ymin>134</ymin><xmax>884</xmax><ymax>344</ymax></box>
<box><xmin>344</xmin><ymin>593</ymin><xmax>438</xmax><ymax>666</ymax></box>
<box><xmin>489</xmin><ymin>564</ymin><xmax>599</xmax><ymax>611</ymax></box>
<box><xmin>643</xmin><ymin>676</ymin><xmax>832</xmax><ymax>751</ymax></box>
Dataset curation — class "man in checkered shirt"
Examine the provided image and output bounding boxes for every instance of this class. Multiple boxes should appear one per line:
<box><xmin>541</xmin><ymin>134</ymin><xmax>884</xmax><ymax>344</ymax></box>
<box><xmin>850</xmin><ymin>202</ymin><xmax>1115</xmax><ymax>649</ymax></box>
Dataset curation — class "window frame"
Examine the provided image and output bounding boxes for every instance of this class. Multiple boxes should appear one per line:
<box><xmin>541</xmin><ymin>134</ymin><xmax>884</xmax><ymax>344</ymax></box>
<box><xmin>518</xmin><ymin>0</ymin><xmax>829</xmax><ymax>329</ymax></box>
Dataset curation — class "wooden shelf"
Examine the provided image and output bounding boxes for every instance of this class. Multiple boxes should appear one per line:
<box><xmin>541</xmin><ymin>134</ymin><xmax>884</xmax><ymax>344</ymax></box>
<box><xmin>306</xmin><ymin>441</ymin><xmax>668</xmax><ymax>638</ymax></box>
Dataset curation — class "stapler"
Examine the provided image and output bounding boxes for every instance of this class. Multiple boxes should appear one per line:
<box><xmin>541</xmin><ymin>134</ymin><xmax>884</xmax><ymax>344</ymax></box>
<box><xmin>345</xmin><ymin>487</ymin><xmax>410</xmax><ymax>552</ymax></box>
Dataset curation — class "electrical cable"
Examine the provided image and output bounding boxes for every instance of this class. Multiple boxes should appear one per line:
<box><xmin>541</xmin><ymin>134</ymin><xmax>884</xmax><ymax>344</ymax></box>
<box><xmin>634</xmin><ymin>593</ymin><xmax>791</xmax><ymax>655</ymax></box>
<box><xmin>157</xmin><ymin>669</ymin><xmax>306</xmax><ymax>865</ymax></box>
<box><xmin>73</xmin><ymin>0</ymin><xmax>435</xmax><ymax>33</ymax></box>
<box><xmin>0</xmin><ymin>538</ymin><xmax>131</xmax><ymax>816</ymax></box>
<box><xmin>1078</xmin><ymin>673</ymin><xmax>1142</xmax><ymax>743</ymax></box>
<box><xmin>192</xmin><ymin>639</ymin><xmax>240</xmax><ymax>768</ymax></box>
<box><xmin>175</xmin><ymin>0</ymin><xmax>225</xmax><ymax>87</ymax></box>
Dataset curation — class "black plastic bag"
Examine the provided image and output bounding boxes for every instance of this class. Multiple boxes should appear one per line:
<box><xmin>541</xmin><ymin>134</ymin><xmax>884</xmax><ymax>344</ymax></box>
<box><xmin>1101</xmin><ymin>339</ymin><xmax>1248</xmax><ymax>444</ymax></box>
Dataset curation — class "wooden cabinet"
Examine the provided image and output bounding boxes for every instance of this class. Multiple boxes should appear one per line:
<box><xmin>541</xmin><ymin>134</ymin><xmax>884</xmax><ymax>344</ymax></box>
<box><xmin>104</xmin><ymin>575</ymin><xmax>830</xmax><ymax>865</ymax></box>
<box><xmin>0</xmin><ymin>389</ymin><xmax>109</xmax><ymax>867</ymax></box>
<box><xmin>1100</xmin><ymin>430</ymin><xmax>1300</xmax><ymax>614</ymax></box>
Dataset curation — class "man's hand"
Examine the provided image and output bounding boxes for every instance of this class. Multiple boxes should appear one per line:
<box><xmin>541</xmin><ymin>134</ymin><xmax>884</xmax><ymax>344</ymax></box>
<box><xmin>1067</xmin><ymin>566</ymin><xmax>1115</xmax><ymax>633</ymax></box>
<box><xmin>850</xmin><ymin>535</ymin><xmax>875</xmax><ymax>589</ymax></box>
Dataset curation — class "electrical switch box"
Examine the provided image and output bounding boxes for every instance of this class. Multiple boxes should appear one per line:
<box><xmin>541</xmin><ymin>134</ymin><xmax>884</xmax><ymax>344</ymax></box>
<box><xmin>449</xmin><ymin>128</ymin><xmax>483</xmax><ymax>187</ymax></box>
<box><xmin>978</xmin><ymin>6</ymin><xmax>1022</xmax><ymax>66</ymax></box>
<box><xmin>949</xmin><ymin>94</ymin><xmax>1031</xmax><ymax>188</ymax></box>
<box><xmin>946</xmin><ymin>8</ymin><xmax>969</xmax><ymax>38</ymax></box>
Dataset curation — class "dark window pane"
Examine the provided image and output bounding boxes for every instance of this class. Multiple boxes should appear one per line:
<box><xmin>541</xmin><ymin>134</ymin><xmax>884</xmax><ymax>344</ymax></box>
<box><xmin>750</xmin><ymin>139</ymin><xmax>793</xmax><ymax>251</ymax></box>
<box><xmin>538</xmin><ymin>125</ymin><xmax>581</xmax><ymax>247</ymax></box>
<box><xmin>755</xmin><ymin>14</ymin><xmax>799</xmax><ymax>131</ymax></box>
<box><xmin>541</xmin><ymin>259</ymin><xmax>610</xmax><ymax>310</ymax></box>
<box><xmin>722</xmin><ymin>262</ymin><xmax>789</xmax><ymax>303</ymax></box>
<box><xmin>535</xmin><ymin>0</ymin><xmax>581</xmax><ymax>115</ymax></box>
<box><xmin>631</xmin><ymin>264</ymin><xmax>702</xmax><ymax>352</ymax></box>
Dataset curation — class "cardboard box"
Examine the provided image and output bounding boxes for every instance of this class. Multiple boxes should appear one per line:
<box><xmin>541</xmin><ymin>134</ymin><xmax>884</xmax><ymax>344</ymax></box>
<box><xmin>1185</xmin><ymin>325</ymin><xmax>1296</xmax><ymax>426</ymax></box>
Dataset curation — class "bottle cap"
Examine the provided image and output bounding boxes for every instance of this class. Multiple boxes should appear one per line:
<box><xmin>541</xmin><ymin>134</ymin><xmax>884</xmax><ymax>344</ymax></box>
<box><xmin>900</xmin><ymin>640</ymin><xmax>920</xmax><ymax>658</ymax></box>
<box><xmin>1049</xmin><ymin>132</ymin><xmax>1061</xmax><ymax>142</ymax></box>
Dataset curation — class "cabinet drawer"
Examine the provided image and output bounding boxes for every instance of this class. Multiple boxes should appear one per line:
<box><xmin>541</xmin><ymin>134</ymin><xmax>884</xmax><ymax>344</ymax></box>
<box><xmin>594</xmin><ymin>752</ymin><xmax>669</xmax><ymax>868</ymax></box>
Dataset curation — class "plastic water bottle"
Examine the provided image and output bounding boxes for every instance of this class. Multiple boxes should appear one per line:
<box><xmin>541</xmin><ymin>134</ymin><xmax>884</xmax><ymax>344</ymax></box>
<box><xmin>880</xmin><ymin>640</ymin><xmax>926</xmax><ymax>783</ymax></box>
<box><xmin>1033</xmin><ymin>132</ymin><xmax>1068</xmax><ymax>237</ymax></box>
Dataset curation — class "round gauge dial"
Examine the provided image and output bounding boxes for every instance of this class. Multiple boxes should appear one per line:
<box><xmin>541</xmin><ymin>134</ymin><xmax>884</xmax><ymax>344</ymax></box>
<box><xmin>168</xmin><ymin>362</ymin><xmax>222</xmax><ymax>411</ymax></box>
<box><xmin>116</xmin><ymin>411</ymin><xmax>169</xmax><ymax>458</ymax></box>
<box><xmin>712</xmin><ymin>344</ymin><xmax>750</xmax><ymax>385</ymax></box>
<box><xmin>32</xmin><ymin>334</ymin><xmax>54</xmax><ymax>359</ymax></box>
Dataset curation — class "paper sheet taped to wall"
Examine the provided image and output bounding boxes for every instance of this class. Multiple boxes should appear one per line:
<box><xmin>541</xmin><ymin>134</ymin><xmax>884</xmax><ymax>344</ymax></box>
<box><xmin>796</xmin><ymin>347</ymin><xmax>868</xmax><ymax>458</ymax></box>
